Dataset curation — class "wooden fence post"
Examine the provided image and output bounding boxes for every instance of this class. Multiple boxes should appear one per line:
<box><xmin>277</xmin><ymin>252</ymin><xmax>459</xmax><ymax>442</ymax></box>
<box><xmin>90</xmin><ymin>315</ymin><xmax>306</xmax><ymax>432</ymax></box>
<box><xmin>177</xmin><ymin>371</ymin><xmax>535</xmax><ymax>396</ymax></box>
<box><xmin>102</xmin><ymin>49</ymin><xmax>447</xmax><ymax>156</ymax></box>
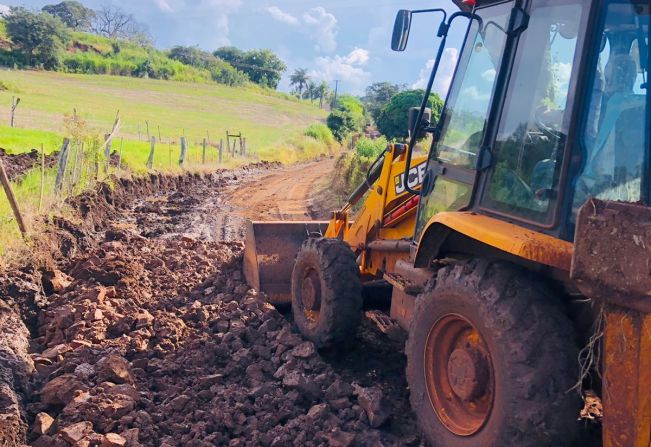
<box><xmin>54</xmin><ymin>138</ymin><xmax>71</xmax><ymax>195</ymax></box>
<box><xmin>219</xmin><ymin>139</ymin><xmax>223</xmax><ymax>164</ymax></box>
<box><xmin>202</xmin><ymin>138</ymin><xmax>207</xmax><ymax>164</ymax></box>
<box><xmin>0</xmin><ymin>157</ymin><xmax>27</xmax><ymax>237</ymax></box>
<box><xmin>232</xmin><ymin>139</ymin><xmax>236</xmax><ymax>157</ymax></box>
<box><xmin>179</xmin><ymin>137</ymin><xmax>187</xmax><ymax>168</ymax></box>
<box><xmin>145</xmin><ymin>120</ymin><xmax>150</xmax><ymax>141</ymax></box>
<box><xmin>10</xmin><ymin>96</ymin><xmax>20</xmax><ymax>128</ymax></box>
<box><xmin>243</xmin><ymin>138</ymin><xmax>246</xmax><ymax>156</ymax></box>
<box><xmin>104</xmin><ymin>133</ymin><xmax>112</xmax><ymax>174</ymax></box>
<box><xmin>117</xmin><ymin>137</ymin><xmax>124</xmax><ymax>172</ymax></box>
<box><xmin>146</xmin><ymin>136</ymin><xmax>156</xmax><ymax>169</ymax></box>
<box><xmin>225</xmin><ymin>131</ymin><xmax>230</xmax><ymax>158</ymax></box>
<box><xmin>38</xmin><ymin>144</ymin><xmax>45</xmax><ymax>212</ymax></box>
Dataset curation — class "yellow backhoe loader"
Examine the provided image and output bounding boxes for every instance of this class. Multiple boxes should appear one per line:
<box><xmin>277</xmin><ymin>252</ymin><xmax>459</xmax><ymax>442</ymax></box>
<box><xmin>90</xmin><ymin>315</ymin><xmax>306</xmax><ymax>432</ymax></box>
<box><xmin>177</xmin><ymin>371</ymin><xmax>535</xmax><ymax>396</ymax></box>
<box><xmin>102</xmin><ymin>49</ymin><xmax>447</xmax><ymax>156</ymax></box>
<box><xmin>245</xmin><ymin>0</ymin><xmax>651</xmax><ymax>445</ymax></box>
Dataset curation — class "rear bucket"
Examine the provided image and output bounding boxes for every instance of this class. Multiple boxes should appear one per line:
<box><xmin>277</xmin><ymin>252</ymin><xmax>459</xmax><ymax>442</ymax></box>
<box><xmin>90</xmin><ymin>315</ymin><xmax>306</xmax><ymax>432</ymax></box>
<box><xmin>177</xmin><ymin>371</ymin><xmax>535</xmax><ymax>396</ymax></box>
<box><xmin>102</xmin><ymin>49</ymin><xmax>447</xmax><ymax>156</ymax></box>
<box><xmin>572</xmin><ymin>198</ymin><xmax>651</xmax><ymax>312</ymax></box>
<box><xmin>243</xmin><ymin>220</ymin><xmax>329</xmax><ymax>304</ymax></box>
<box><xmin>572</xmin><ymin>199</ymin><xmax>651</xmax><ymax>447</ymax></box>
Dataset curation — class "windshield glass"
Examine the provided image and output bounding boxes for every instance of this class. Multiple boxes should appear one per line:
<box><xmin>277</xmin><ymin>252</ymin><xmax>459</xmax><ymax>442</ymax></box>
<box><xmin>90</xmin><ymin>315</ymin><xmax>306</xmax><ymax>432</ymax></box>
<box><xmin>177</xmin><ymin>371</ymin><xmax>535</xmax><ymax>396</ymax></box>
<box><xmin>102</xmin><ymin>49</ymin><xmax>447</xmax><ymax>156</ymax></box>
<box><xmin>432</xmin><ymin>2</ymin><xmax>512</xmax><ymax>169</ymax></box>
<box><xmin>571</xmin><ymin>0</ymin><xmax>649</xmax><ymax>215</ymax></box>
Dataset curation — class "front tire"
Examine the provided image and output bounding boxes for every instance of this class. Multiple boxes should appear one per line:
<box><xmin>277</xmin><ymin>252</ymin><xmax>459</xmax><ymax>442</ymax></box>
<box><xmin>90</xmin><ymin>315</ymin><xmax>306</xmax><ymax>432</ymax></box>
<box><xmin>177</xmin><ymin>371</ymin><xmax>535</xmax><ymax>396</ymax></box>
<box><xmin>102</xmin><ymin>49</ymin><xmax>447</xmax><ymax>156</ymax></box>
<box><xmin>291</xmin><ymin>238</ymin><xmax>362</xmax><ymax>348</ymax></box>
<box><xmin>406</xmin><ymin>259</ymin><xmax>580</xmax><ymax>447</ymax></box>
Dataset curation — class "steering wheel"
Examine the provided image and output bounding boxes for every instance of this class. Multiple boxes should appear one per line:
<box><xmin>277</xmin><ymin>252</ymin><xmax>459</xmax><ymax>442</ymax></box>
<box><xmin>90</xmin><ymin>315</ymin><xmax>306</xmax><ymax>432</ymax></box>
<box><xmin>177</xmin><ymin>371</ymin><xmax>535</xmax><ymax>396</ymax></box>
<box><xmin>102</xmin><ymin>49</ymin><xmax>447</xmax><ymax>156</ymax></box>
<box><xmin>534</xmin><ymin>106</ymin><xmax>564</xmax><ymax>141</ymax></box>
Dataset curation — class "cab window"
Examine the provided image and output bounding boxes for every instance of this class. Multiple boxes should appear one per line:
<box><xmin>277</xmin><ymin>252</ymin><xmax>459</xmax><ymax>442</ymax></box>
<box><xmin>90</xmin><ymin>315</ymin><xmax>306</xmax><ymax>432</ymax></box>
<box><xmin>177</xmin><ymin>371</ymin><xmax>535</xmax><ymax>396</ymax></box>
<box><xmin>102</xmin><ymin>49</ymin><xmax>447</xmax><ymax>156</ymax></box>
<box><xmin>571</xmin><ymin>0</ymin><xmax>649</xmax><ymax>215</ymax></box>
<box><xmin>481</xmin><ymin>0</ymin><xmax>587</xmax><ymax>223</ymax></box>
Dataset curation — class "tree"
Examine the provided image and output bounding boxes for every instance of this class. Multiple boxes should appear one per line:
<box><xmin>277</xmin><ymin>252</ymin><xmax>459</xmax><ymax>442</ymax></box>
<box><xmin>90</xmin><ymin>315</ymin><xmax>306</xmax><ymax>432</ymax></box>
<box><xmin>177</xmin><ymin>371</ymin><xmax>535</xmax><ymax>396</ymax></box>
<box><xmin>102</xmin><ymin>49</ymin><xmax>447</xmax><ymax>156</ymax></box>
<box><xmin>362</xmin><ymin>82</ymin><xmax>402</xmax><ymax>122</ymax></box>
<box><xmin>42</xmin><ymin>1</ymin><xmax>95</xmax><ymax>30</ymax></box>
<box><xmin>241</xmin><ymin>49</ymin><xmax>286</xmax><ymax>89</ymax></box>
<box><xmin>213</xmin><ymin>46</ymin><xmax>244</xmax><ymax>66</ymax></box>
<box><xmin>290</xmin><ymin>68</ymin><xmax>309</xmax><ymax>97</ymax></box>
<box><xmin>317</xmin><ymin>81</ymin><xmax>330</xmax><ymax>109</ymax></box>
<box><xmin>327</xmin><ymin>109</ymin><xmax>359</xmax><ymax>142</ymax></box>
<box><xmin>376</xmin><ymin>89</ymin><xmax>444</xmax><ymax>140</ymax></box>
<box><xmin>91</xmin><ymin>5</ymin><xmax>150</xmax><ymax>43</ymax></box>
<box><xmin>326</xmin><ymin>95</ymin><xmax>366</xmax><ymax>142</ymax></box>
<box><xmin>169</xmin><ymin>45</ymin><xmax>248</xmax><ymax>86</ymax></box>
<box><xmin>303</xmin><ymin>80</ymin><xmax>318</xmax><ymax>103</ymax></box>
<box><xmin>215</xmin><ymin>47</ymin><xmax>285</xmax><ymax>89</ymax></box>
<box><xmin>5</xmin><ymin>7</ymin><xmax>69</xmax><ymax>68</ymax></box>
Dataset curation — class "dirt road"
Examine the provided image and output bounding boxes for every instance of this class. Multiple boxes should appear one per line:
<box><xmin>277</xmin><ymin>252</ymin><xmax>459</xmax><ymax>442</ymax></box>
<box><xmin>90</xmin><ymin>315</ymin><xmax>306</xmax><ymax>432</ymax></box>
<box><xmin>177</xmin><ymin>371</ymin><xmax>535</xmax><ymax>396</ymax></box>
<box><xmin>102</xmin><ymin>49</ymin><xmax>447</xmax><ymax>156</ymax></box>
<box><xmin>228</xmin><ymin>157</ymin><xmax>336</xmax><ymax>221</ymax></box>
<box><xmin>0</xmin><ymin>161</ymin><xmax>421</xmax><ymax>447</ymax></box>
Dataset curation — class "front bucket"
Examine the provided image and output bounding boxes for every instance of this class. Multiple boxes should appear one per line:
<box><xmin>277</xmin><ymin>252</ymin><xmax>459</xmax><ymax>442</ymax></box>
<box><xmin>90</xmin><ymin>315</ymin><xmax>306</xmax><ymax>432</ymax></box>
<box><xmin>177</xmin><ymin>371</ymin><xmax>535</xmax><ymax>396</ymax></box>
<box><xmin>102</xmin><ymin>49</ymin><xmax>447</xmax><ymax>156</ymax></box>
<box><xmin>243</xmin><ymin>220</ymin><xmax>329</xmax><ymax>304</ymax></box>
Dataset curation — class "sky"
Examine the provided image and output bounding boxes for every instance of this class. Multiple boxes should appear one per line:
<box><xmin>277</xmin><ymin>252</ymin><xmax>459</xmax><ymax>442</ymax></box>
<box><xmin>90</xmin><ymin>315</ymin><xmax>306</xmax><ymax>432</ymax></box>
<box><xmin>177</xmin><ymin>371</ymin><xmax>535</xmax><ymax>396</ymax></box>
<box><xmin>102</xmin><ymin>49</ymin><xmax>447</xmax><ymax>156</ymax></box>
<box><xmin>5</xmin><ymin>0</ymin><xmax>470</xmax><ymax>96</ymax></box>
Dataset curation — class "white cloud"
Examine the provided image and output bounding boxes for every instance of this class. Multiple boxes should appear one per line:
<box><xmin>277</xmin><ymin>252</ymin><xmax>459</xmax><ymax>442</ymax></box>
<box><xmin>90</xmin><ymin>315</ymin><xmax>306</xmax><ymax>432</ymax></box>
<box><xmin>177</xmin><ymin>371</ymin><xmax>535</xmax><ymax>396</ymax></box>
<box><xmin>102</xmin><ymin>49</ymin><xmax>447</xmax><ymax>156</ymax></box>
<box><xmin>150</xmin><ymin>0</ymin><xmax>242</xmax><ymax>46</ymax></box>
<box><xmin>266</xmin><ymin>6</ymin><xmax>298</xmax><ymax>26</ymax></box>
<box><xmin>461</xmin><ymin>86</ymin><xmax>491</xmax><ymax>102</ymax></box>
<box><xmin>154</xmin><ymin>0</ymin><xmax>173</xmax><ymax>12</ymax></box>
<box><xmin>309</xmin><ymin>48</ymin><xmax>371</xmax><ymax>94</ymax></box>
<box><xmin>412</xmin><ymin>48</ymin><xmax>459</xmax><ymax>97</ymax></box>
<box><xmin>343</xmin><ymin>48</ymin><xmax>370</xmax><ymax>65</ymax></box>
<box><xmin>481</xmin><ymin>69</ymin><xmax>496</xmax><ymax>82</ymax></box>
<box><xmin>303</xmin><ymin>7</ymin><xmax>337</xmax><ymax>53</ymax></box>
<box><xmin>265</xmin><ymin>6</ymin><xmax>337</xmax><ymax>53</ymax></box>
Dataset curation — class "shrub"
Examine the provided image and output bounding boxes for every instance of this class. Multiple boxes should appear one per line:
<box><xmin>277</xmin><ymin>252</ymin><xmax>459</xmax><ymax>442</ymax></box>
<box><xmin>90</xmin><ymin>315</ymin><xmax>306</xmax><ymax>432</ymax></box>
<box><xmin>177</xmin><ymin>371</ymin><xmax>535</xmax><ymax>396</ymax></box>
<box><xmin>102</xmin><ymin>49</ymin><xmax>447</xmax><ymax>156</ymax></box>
<box><xmin>355</xmin><ymin>136</ymin><xmax>387</xmax><ymax>158</ymax></box>
<box><xmin>376</xmin><ymin>89</ymin><xmax>444</xmax><ymax>141</ymax></box>
<box><xmin>5</xmin><ymin>8</ymin><xmax>69</xmax><ymax>69</ymax></box>
<box><xmin>305</xmin><ymin>123</ymin><xmax>335</xmax><ymax>147</ymax></box>
<box><xmin>327</xmin><ymin>109</ymin><xmax>359</xmax><ymax>143</ymax></box>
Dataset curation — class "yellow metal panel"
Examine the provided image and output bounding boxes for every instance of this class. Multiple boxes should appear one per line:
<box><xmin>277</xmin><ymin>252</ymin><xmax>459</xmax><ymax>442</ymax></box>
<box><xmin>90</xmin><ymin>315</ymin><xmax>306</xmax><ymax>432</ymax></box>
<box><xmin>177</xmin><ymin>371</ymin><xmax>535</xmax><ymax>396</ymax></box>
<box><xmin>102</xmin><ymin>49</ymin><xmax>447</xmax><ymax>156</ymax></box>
<box><xmin>419</xmin><ymin>212</ymin><xmax>574</xmax><ymax>271</ymax></box>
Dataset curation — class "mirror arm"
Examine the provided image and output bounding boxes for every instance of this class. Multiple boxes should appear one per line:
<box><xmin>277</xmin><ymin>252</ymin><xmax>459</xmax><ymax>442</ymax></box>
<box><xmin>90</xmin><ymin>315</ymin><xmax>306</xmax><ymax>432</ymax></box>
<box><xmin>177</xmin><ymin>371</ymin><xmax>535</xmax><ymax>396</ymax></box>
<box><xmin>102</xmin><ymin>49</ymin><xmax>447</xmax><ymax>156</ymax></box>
<box><xmin>412</xmin><ymin>8</ymin><xmax>448</xmax><ymax>23</ymax></box>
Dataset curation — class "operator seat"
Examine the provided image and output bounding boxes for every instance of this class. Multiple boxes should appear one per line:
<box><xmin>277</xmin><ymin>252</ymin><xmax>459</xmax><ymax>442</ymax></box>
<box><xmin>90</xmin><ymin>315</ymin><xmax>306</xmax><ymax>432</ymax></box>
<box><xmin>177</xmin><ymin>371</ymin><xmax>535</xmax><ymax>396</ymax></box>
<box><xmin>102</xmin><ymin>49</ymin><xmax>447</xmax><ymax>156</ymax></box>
<box><xmin>586</xmin><ymin>53</ymin><xmax>645</xmax><ymax>177</ymax></box>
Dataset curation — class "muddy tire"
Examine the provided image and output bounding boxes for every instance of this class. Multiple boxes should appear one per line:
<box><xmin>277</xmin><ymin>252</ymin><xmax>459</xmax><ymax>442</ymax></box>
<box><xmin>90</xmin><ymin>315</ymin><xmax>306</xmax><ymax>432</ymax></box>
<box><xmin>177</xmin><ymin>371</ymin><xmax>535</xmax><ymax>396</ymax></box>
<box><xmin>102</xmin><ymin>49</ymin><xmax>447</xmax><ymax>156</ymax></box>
<box><xmin>406</xmin><ymin>259</ymin><xmax>580</xmax><ymax>447</ymax></box>
<box><xmin>291</xmin><ymin>237</ymin><xmax>362</xmax><ymax>349</ymax></box>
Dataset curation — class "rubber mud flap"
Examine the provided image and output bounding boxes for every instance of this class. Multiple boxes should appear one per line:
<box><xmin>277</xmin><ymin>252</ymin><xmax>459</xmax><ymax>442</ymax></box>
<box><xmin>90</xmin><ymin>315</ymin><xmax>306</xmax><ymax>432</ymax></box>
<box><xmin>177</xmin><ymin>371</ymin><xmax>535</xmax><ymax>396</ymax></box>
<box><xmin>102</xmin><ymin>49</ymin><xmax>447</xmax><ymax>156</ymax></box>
<box><xmin>572</xmin><ymin>198</ymin><xmax>651</xmax><ymax>312</ymax></box>
<box><xmin>243</xmin><ymin>220</ymin><xmax>329</xmax><ymax>304</ymax></box>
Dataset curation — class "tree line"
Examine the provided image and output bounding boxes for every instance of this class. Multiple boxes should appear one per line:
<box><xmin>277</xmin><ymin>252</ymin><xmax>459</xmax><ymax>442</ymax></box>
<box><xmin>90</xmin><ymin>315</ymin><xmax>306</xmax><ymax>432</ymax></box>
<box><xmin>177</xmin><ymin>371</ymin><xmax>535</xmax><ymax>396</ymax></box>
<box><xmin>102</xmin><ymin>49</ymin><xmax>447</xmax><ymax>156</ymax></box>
<box><xmin>1</xmin><ymin>1</ymin><xmax>288</xmax><ymax>90</ymax></box>
<box><xmin>324</xmin><ymin>81</ymin><xmax>444</xmax><ymax>143</ymax></box>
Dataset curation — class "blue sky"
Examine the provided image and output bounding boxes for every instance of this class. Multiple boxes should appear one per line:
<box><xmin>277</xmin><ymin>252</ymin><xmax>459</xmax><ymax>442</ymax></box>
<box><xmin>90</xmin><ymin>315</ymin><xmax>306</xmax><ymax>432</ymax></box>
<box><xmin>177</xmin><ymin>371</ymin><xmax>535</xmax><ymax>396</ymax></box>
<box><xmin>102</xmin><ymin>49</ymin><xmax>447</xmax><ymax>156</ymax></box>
<box><xmin>6</xmin><ymin>0</ymin><xmax>467</xmax><ymax>95</ymax></box>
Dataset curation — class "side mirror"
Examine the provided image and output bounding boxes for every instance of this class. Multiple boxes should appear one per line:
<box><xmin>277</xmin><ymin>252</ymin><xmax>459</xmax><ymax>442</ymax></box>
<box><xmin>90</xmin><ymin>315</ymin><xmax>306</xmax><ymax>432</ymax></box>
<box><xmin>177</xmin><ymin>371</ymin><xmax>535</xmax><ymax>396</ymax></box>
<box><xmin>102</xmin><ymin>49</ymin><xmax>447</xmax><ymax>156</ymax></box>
<box><xmin>408</xmin><ymin>107</ymin><xmax>432</xmax><ymax>140</ymax></box>
<box><xmin>392</xmin><ymin>10</ymin><xmax>412</xmax><ymax>52</ymax></box>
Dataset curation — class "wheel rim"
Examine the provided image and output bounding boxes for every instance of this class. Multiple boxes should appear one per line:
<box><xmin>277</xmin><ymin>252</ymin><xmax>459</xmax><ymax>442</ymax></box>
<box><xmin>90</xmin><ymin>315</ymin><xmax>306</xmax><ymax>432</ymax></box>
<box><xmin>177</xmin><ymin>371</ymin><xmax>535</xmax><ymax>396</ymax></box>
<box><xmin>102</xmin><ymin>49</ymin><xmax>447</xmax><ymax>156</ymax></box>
<box><xmin>300</xmin><ymin>268</ymin><xmax>321</xmax><ymax>327</ymax></box>
<box><xmin>424</xmin><ymin>314</ymin><xmax>494</xmax><ymax>436</ymax></box>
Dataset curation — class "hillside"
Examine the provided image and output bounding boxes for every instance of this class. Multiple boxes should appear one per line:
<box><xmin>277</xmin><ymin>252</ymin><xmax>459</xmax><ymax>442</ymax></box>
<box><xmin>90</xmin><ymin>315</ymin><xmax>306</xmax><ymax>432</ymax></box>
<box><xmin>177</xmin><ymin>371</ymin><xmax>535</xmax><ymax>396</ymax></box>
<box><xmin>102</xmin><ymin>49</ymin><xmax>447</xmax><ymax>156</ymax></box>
<box><xmin>0</xmin><ymin>69</ymin><xmax>328</xmax><ymax>163</ymax></box>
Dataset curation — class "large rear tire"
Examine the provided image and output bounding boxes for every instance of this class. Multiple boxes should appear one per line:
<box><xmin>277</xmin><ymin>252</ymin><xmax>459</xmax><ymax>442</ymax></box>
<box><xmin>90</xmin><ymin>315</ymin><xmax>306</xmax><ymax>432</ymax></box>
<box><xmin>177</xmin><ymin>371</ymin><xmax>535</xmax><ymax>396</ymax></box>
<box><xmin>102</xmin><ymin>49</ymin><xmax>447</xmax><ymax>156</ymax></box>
<box><xmin>406</xmin><ymin>259</ymin><xmax>580</xmax><ymax>447</ymax></box>
<box><xmin>291</xmin><ymin>237</ymin><xmax>362</xmax><ymax>348</ymax></box>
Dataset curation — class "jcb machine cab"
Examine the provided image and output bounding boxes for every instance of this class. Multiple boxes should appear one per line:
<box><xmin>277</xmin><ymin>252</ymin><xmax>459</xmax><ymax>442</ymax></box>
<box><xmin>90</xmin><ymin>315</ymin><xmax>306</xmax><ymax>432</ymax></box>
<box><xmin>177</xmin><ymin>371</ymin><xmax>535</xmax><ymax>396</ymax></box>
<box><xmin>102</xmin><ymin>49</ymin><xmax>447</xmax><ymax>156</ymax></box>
<box><xmin>245</xmin><ymin>0</ymin><xmax>650</xmax><ymax>445</ymax></box>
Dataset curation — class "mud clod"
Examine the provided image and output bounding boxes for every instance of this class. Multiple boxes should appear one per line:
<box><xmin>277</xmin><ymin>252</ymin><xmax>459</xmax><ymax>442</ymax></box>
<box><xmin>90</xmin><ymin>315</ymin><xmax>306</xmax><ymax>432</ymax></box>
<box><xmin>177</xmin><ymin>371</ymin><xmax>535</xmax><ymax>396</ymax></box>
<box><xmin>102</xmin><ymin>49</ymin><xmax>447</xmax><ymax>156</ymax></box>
<box><xmin>1</xmin><ymin>162</ymin><xmax>421</xmax><ymax>447</ymax></box>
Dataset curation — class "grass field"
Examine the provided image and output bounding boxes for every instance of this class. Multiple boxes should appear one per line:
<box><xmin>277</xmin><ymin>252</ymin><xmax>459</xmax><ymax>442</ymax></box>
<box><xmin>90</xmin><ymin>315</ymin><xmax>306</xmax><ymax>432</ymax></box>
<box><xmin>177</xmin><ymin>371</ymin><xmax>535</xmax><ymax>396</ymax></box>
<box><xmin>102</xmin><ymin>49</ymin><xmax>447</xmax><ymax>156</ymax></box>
<box><xmin>0</xmin><ymin>69</ymin><xmax>327</xmax><ymax>158</ymax></box>
<box><xmin>0</xmin><ymin>70</ymin><xmax>332</xmax><ymax>260</ymax></box>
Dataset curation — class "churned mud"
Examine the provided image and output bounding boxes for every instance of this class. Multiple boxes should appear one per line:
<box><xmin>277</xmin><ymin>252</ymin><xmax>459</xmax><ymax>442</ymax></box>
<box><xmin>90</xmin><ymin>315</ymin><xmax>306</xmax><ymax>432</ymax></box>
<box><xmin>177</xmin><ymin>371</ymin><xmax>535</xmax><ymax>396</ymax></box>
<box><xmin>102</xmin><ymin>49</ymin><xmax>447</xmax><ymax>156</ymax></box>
<box><xmin>0</xmin><ymin>160</ymin><xmax>423</xmax><ymax>447</ymax></box>
<box><xmin>0</xmin><ymin>148</ymin><xmax>58</xmax><ymax>181</ymax></box>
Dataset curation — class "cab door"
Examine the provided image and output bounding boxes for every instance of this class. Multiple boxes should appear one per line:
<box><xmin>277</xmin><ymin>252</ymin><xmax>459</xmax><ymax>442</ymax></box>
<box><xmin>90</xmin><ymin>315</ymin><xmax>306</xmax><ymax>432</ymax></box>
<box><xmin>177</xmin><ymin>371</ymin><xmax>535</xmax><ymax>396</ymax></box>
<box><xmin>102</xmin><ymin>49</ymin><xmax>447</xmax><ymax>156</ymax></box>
<box><xmin>414</xmin><ymin>1</ymin><xmax>514</xmax><ymax>240</ymax></box>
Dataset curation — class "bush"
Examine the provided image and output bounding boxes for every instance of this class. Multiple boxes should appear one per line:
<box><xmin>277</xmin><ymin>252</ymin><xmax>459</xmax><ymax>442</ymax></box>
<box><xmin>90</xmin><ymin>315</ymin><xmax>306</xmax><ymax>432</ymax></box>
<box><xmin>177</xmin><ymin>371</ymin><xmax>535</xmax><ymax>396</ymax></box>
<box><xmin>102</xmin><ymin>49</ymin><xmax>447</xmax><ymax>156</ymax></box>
<box><xmin>355</xmin><ymin>136</ymin><xmax>387</xmax><ymax>158</ymax></box>
<box><xmin>6</xmin><ymin>7</ymin><xmax>69</xmax><ymax>69</ymax></box>
<box><xmin>169</xmin><ymin>45</ymin><xmax>247</xmax><ymax>86</ymax></box>
<box><xmin>305</xmin><ymin>123</ymin><xmax>335</xmax><ymax>147</ymax></box>
<box><xmin>376</xmin><ymin>89</ymin><xmax>444</xmax><ymax>141</ymax></box>
<box><xmin>327</xmin><ymin>109</ymin><xmax>360</xmax><ymax>143</ymax></box>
